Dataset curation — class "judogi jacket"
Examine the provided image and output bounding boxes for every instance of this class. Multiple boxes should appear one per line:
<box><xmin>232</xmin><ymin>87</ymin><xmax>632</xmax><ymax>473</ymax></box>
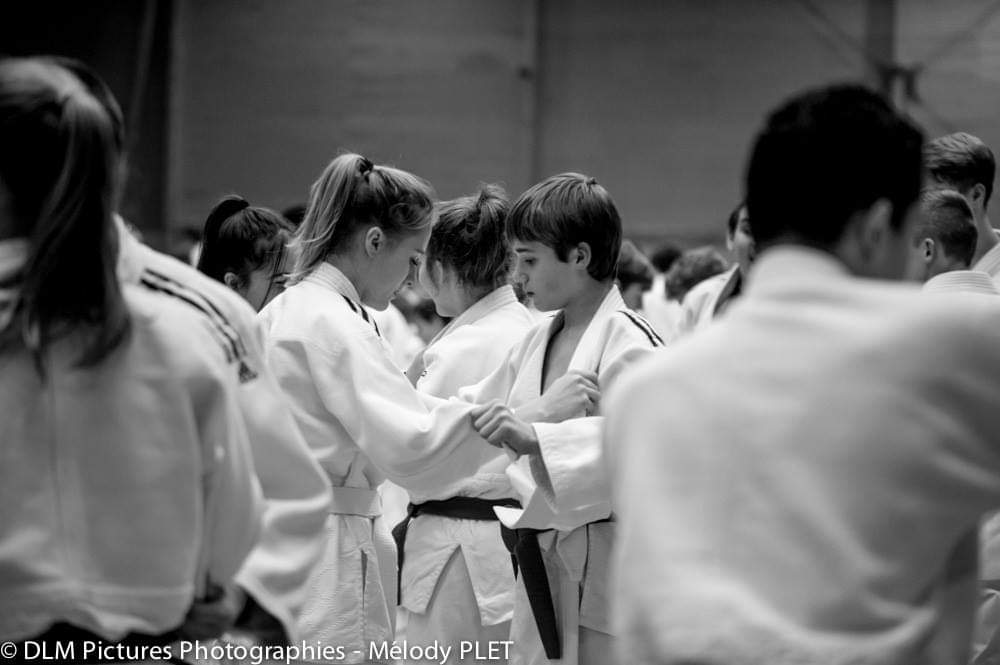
<box><xmin>116</xmin><ymin>227</ymin><xmax>332</xmax><ymax>643</ymax></box>
<box><xmin>460</xmin><ymin>286</ymin><xmax>662</xmax><ymax>654</ymax></box>
<box><xmin>258</xmin><ymin>263</ymin><xmax>494</xmax><ymax>657</ymax></box>
<box><xmin>0</xmin><ymin>240</ymin><xmax>264</xmax><ymax>642</ymax></box>
<box><xmin>400</xmin><ymin>285</ymin><xmax>535</xmax><ymax>624</ymax></box>
<box><xmin>676</xmin><ymin>265</ymin><xmax>742</xmax><ymax>337</ymax></box>
<box><xmin>607</xmin><ymin>247</ymin><xmax>1000</xmax><ymax>665</ymax></box>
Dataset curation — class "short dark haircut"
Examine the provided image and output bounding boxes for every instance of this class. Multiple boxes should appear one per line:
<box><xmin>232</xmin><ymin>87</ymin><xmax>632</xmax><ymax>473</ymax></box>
<box><xmin>914</xmin><ymin>188</ymin><xmax>978</xmax><ymax>268</ymax></box>
<box><xmin>507</xmin><ymin>173</ymin><xmax>622</xmax><ymax>281</ymax></box>
<box><xmin>650</xmin><ymin>242</ymin><xmax>683</xmax><ymax>273</ymax></box>
<box><xmin>617</xmin><ymin>240</ymin><xmax>655</xmax><ymax>291</ymax></box>
<box><xmin>746</xmin><ymin>84</ymin><xmax>924</xmax><ymax>248</ymax></box>
<box><xmin>663</xmin><ymin>246</ymin><xmax>729</xmax><ymax>301</ymax></box>
<box><xmin>924</xmin><ymin>132</ymin><xmax>995</xmax><ymax>208</ymax></box>
<box><xmin>427</xmin><ymin>184</ymin><xmax>510</xmax><ymax>293</ymax></box>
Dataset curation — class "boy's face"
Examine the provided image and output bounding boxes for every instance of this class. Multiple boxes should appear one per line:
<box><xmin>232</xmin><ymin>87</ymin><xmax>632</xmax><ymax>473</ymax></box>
<box><xmin>512</xmin><ymin>240</ymin><xmax>576</xmax><ymax>311</ymax></box>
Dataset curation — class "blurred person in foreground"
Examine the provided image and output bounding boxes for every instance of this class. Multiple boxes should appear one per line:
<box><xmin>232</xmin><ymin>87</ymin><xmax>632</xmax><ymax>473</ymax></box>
<box><xmin>63</xmin><ymin>55</ymin><xmax>332</xmax><ymax>648</ymax></box>
<box><xmin>0</xmin><ymin>56</ymin><xmax>262</xmax><ymax>655</ymax></box>
<box><xmin>606</xmin><ymin>83</ymin><xmax>1000</xmax><ymax>665</ymax></box>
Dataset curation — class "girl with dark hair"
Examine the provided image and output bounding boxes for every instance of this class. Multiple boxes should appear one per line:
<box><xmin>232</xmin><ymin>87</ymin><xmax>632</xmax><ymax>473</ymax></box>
<box><xmin>197</xmin><ymin>195</ymin><xmax>294</xmax><ymax>311</ymax></box>
<box><xmin>259</xmin><ymin>155</ymin><xmax>588</xmax><ymax>656</ymax></box>
<box><xmin>0</xmin><ymin>57</ymin><xmax>261</xmax><ymax>649</ymax></box>
<box><xmin>395</xmin><ymin>185</ymin><xmax>535</xmax><ymax>660</ymax></box>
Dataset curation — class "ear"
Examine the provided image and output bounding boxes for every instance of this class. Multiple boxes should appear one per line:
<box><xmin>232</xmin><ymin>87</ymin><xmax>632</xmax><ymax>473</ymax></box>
<box><xmin>223</xmin><ymin>271</ymin><xmax>243</xmax><ymax>292</ymax></box>
<box><xmin>572</xmin><ymin>242</ymin><xmax>593</xmax><ymax>272</ymax></box>
<box><xmin>970</xmin><ymin>183</ymin><xmax>987</xmax><ymax>206</ymax></box>
<box><xmin>363</xmin><ymin>227</ymin><xmax>385</xmax><ymax>257</ymax></box>
<box><xmin>854</xmin><ymin>198</ymin><xmax>893</xmax><ymax>262</ymax></box>
<box><xmin>922</xmin><ymin>237</ymin><xmax>935</xmax><ymax>262</ymax></box>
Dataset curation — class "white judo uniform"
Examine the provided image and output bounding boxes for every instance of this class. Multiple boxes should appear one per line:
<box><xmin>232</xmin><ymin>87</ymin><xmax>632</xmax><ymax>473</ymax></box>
<box><xmin>117</xmin><ymin>225</ymin><xmax>332</xmax><ymax>643</ymax></box>
<box><xmin>396</xmin><ymin>285</ymin><xmax>535</xmax><ymax>661</ymax></box>
<box><xmin>0</xmin><ymin>241</ymin><xmax>264</xmax><ymax>643</ymax></box>
<box><xmin>258</xmin><ymin>263</ymin><xmax>495</xmax><ymax>663</ymax></box>
<box><xmin>461</xmin><ymin>286</ymin><xmax>663</xmax><ymax>665</ymax></box>
<box><xmin>675</xmin><ymin>265</ymin><xmax>741</xmax><ymax>337</ymax></box>
<box><xmin>607</xmin><ymin>247</ymin><xmax>1000</xmax><ymax>665</ymax></box>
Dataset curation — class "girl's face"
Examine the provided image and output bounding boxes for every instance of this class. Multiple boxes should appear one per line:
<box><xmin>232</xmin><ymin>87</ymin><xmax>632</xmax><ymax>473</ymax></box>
<box><xmin>239</xmin><ymin>248</ymin><xmax>293</xmax><ymax>312</ymax></box>
<box><xmin>364</xmin><ymin>224</ymin><xmax>431</xmax><ymax>310</ymax></box>
<box><xmin>418</xmin><ymin>258</ymin><xmax>465</xmax><ymax>318</ymax></box>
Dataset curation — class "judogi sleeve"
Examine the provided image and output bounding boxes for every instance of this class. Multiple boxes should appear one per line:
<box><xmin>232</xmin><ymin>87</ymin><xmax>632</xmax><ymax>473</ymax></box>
<box><xmin>194</xmin><ymin>363</ymin><xmax>265</xmax><ymax>596</ymax></box>
<box><xmin>233</xmin><ymin>319</ymin><xmax>332</xmax><ymax>642</ymax></box>
<box><xmin>269</xmin><ymin>333</ymin><xmax>490</xmax><ymax>493</ymax></box>
<box><xmin>530</xmin><ymin>319</ymin><xmax>661</xmax><ymax>515</ymax></box>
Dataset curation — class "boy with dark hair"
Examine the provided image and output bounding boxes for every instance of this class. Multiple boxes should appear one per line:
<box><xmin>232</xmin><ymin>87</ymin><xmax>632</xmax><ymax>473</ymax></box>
<box><xmin>466</xmin><ymin>173</ymin><xmax>663</xmax><ymax>665</ymax></box>
<box><xmin>608</xmin><ymin>83</ymin><xmax>1000</xmax><ymax>664</ymax></box>
<box><xmin>907</xmin><ymin>189</ymin><xmax>983</xmax><ymax>286</ymax></box>
<box><xmin>923</xmin><ymin>132</ymin><xmax>1000</xmax><ymax>275</ymax></box>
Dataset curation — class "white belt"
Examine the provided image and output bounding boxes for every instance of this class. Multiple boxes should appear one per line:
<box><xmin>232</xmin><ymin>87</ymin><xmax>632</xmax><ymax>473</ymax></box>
<box><xmin>329</xmin><ymin>486</ymin><xmax>382</xmax><ymax>518</ymax></box>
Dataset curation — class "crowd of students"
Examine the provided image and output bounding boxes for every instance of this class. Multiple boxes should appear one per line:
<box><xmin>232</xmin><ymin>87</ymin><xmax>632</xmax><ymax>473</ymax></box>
<box><xmin>4</xmin><ymin>54</ymin><xmax>1000</xmax><ymax>665</ymax></box>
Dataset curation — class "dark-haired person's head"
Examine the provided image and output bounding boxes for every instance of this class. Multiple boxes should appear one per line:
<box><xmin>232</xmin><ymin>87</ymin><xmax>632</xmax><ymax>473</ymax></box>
<box><xmin>616</xmin><ymin>240</ymin><xmax>655</xmax><ymax>310</ymax></box>
<box><xmin>725</xmin><ymin>202</ymin><xmax>755</xmax><ymax>275</ymax></box>
<box><xmin>650</xmin><ymin>242</ymin><xmax>683</xmax><ymax>274</ymax></box>
<box><xmin>906</xmin><ymin>189</ymin><xmax>978</xmax><ymax>282</ymax></box>
<box><xmin>197</xmin><ymin>195</ymin><xmax>295</xmax><ymax>311</ymax></box>
<box><xmin>419</xmin><ymin>184</ymin><xmax>510</xmax><ymax>318</ymax></box>
<box><xmin>746</xmin><ymin>84</ymin><xmax>924</xmax><ymax>279</ymax></box>
<box><xmin>923</xmin><ymin>132</ymin><xmax>994</xmax><ymax>222</ymax></box>
<box><xmin>663</xmin><ymin>246</ymin><xmax>730</xmax><ymax>302</ymax></box>
<box><xmin>0</xmin><ymin>57</ymin><xmax>129</xmax><ymax>369</ymax></box>
<box><xmin>507</xmin><ymin>173</ymin><xmax>622</xmax><ymax>312</ymax></box>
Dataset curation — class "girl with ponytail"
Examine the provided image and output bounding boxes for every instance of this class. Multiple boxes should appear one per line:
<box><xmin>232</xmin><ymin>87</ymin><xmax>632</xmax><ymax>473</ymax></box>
<box><xmin>259</xmin><ymin>156</ymin><xmax>588</xmax><ymax>656</ymax></box>
<box><xmin>394</xmin><ymin>184</ymin><xmax>535</xmax><ymax>657</ymax></box>
<box><xmin>197</xmin><ymin>195</ymin><xmax>294</xmax><ymax>311</ymax></box>
<box><xmin>0</xmin><ymin>57</ymin><xmax>261</xmax><ymax>649</ymax></box>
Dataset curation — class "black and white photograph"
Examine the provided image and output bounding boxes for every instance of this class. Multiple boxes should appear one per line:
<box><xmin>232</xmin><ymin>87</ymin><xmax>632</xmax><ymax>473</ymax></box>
<box><xmin>4</xmin><ymin>1</ymin><xmax>1000</xmax><ymax>664</ymax></box>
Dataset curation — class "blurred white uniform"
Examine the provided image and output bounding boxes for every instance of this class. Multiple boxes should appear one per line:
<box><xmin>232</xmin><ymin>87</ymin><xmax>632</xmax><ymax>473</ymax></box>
<box><xmin>640</xmin><ymin>275</ymin><xmax>683</xmax><ymax>341</ymax></box>
<box><xmin>607</xmin><ymin>247</ymin><xmax>1000</xmax><ymax>665</ymax></box>
<box><xmin>116</xmin><ymin>226</ymin><xmax>332</xmax><ymax>643</ymax></box>
<box><xmin>464</xmin><ymin>286</ymin><xmax>662</xmax><ymax>665</ymax></box>
<box><xmin>396</xmin><ymin>285</ymin><xmax>534</xmax><ymax>662</ymax></box>
<box><xmin>675</xmin><ymin>265</ymin><xmax>742</xmax><ymax>337</ymax></box>
<box><xmin>0</xmin><ymin>239</ymin><xmax>263</xmax><ymax>643</ymax></box>
<box><xmin>259</xmin><ymin>263</ymin><xmax>494</xmax><ymax>663</ymax></box>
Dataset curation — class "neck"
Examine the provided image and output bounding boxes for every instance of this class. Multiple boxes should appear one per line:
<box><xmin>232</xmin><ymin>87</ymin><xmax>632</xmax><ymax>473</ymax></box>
<box><xmin>561</xmin><ymin>280</ymin><xmax>612</xmax><ymax>329</ymax></box>
<box><xmin>324</xmin><ymin>253</ymin><xmax>366</xmax><ymax>300</ymax></box>
<box><xmin>973</xmin><ymin>212</ymin><xmax>997</xmax><ymax>263</ymax></box>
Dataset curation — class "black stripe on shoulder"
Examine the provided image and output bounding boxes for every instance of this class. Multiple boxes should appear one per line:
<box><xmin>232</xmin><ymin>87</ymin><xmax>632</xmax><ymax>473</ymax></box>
<box><xmin>145</xmin><ymin>268</ymin><xmax>248</xmax><ymax>357</ymax></box>
<box><xmin>620</xmin><ymin>309</ymin><xmax>664</xmax><ymax>347</ymax></box>
<box><xmin>341</xmin><ymin>295</ymin><xmax>359</xmax><ymax>313</ymax></box>
<box><xmin>139</xmin><ymin>277</ymin><xmax>236</xmax><ymax>362</ymax></box>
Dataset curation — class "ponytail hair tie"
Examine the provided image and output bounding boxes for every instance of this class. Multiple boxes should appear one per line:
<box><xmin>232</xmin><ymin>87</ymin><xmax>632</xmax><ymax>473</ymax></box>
<box><xmin>358</xmin><ymin>157</ymin><xmax>375</xmax><ymax>179</ymax></box>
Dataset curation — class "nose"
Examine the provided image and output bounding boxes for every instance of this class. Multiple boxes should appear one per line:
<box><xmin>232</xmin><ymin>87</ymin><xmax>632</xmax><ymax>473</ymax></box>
<box><xmin>405</xmin><ymin>262</ymin><xmax>419</xmax><ymax>288</ymax></box>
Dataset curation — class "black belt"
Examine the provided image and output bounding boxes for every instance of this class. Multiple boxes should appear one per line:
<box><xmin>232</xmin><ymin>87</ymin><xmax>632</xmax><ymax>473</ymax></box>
<box><xmin>391</xmin><ymin>496</ymin><xmax>521</xmax><ymax>605</ymax></box>
<box><xmin>500</xmin><ymin>516</ymin><xmax>615</xmax><ymax>660</ymax></box>
<box><xmin>17</xmin><ymin>622</ymin><xmax>186</xmax><ymax>664</ymax></box>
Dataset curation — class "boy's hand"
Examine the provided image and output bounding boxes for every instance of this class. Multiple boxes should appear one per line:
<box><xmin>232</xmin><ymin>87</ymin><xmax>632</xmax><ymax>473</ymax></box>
<box><xmin>532</xmin><ymin>369</ymin><xmax>600</xmax><ymax>422</ymax></box>
<box><xmin>179</xmin><ymin>584</ymin><xmax>246</xmax><ymax>641</ymax></box>
<box><xmin>471</xmin><ymin>400</ymin><xmax>540</xmax><ymax>456</ymax></box>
